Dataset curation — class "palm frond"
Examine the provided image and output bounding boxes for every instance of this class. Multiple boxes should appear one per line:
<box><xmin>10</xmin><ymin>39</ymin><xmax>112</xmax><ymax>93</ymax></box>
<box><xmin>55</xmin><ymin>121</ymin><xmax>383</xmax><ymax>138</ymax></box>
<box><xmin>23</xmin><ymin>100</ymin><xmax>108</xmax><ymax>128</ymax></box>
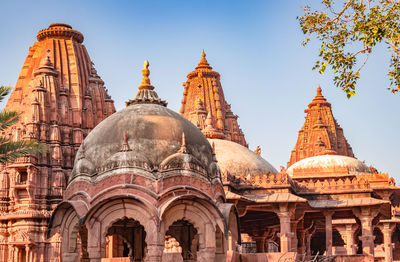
<box><xmin>0</xmin><ymin>139</ymin><xmax>47</xmax><ymax>164</ymax></box>
<box><xmin>0</xmin><ymin>86</ymin><xmax>12</xmax><ymax>103</ymax></box>
<box><xmin>0</xmin><ymin>110</ymin><xmax>20</xmax><ymax>131</ymax></box>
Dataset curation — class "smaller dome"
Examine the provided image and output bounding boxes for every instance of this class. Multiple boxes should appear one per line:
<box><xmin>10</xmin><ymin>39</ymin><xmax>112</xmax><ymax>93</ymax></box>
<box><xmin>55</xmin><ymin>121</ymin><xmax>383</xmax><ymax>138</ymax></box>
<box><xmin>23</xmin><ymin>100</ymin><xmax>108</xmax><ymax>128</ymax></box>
<box><xmin>209</xmin><ymin>139</ymin><xmax>277</xmax><ymax>179</ymax></box>
<box><xmin>287</xmin><ymin>155</ymin><xmax>371</xmax><ymax>177</ymax></box>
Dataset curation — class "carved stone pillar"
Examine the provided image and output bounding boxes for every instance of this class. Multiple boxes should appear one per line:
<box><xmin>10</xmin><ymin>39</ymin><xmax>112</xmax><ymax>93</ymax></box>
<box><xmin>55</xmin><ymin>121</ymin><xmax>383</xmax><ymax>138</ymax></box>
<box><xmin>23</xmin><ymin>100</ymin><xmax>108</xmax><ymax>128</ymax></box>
<box><xmin>254</xmin><ymin>237</ymin><xmax>266</xmax><ymax>253</ymax></box>
<box><xmin>305</xmin><ymin>223</ymin><xmax>316</xmax><ymax>258</ymax></box>
<box><xmin>290</xmin><ymin>221</ymin><xmax>299</xmax><ymax>252</ymax></box>
<box><xmin>298</xmin><ymin>229</ymin><xmax>306</xmax><ymax>255</ymax></box>
<box><xmin>352</xmin><ymin>207</ymin><xmax>379</xmax><ymax>256</ymax></box>
<box><xmin>87</xmin><ymin>221</ymin><xmax>102</xmax><ymax>262</ymax></box>
<box><xmin>379</xmin><ymin>222</ymin><xmax>395</xmax><ymax>262</ymax></box>
<box><xmin>145</xmin><ymin>244</ymin><xmax>163</xmax><ymax>262</ymax></box>
<box><xmin>14</xmin><ymin>246</ymin><xmax>18</xmax><ymax>262</ymax></box>
<box><xmin>39</xmin><ymin>242</ymin><xmax>45</xmax><ymax>262</ymax></box>
<box><xmin>334</xmin><ymin>220</ymin><xmax>358</xmax><ymax>255</ymax></box>
<box><xmin>274</xmin><ymin>203</ymin><xmax>296</xmax><ymax>253</ymax></box>
<box><xmin>324</xmin><ymin>211</ymin><xmax>334</xmax><ymax>256</ymax></box>
<box><xmin>25</xmin><ymin>245</ymin><xmax>30</xmax><ymax>262</ymax></box>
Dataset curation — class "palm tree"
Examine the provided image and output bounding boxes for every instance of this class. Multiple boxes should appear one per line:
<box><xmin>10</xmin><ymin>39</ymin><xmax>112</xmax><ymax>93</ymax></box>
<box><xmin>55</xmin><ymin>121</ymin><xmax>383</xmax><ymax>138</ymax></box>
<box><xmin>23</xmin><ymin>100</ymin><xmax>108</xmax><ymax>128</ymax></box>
<box><xmin>0</xmin><ymin>85</ymin><xmax>46</xmax><ymax>164</ymax></box>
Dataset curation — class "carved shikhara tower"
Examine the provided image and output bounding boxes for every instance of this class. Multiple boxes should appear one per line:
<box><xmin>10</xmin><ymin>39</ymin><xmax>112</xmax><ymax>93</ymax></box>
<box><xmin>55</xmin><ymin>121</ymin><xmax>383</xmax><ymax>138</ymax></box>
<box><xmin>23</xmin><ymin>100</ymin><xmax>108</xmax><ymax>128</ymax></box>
<box><xmin>0</xmin><ymin>23</ymin><xmax>115</xmax><ymax>261</ymax></box>
<box><xmin>180</xmin><ymin>51</ymin><xmax>247</xmax><ymax>147</ymax></box>
<box><xmin>287</xmin><ymin>86</ymin><xmax>354</xmax><ymax>167</ymax></box>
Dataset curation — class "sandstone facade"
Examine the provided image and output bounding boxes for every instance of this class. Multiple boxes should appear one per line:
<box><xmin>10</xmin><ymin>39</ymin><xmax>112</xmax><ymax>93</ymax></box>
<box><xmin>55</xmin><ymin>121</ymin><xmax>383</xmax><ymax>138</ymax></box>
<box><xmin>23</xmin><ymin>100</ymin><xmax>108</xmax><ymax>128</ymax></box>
<box><xmin>0</xmin><ymin>23</ymin><xmax>115</xmax><ymax>261</ymax></box>
<box><xmin>0</xmin><ymin>23</ymin><xmax>399</xmax><ymax>262</ymax></box>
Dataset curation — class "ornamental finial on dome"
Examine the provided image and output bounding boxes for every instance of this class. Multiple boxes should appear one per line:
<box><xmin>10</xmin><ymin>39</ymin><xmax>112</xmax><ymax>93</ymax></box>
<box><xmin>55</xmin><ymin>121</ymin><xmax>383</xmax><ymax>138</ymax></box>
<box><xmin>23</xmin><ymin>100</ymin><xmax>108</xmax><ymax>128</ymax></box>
<box><xmin>125</xmin><ymin>60</ymin><xmax>167</xmax><ymax>107</ymax></box>
<box><xmin>178</xmin><ymin>132</ymin><xmax>188</xmax><ymax>154</ymax></box>
<box><xmin>120</xmin><ymin>130</ymin><xmax>132</xmax><ymax>152</ymax></box>
<box><xmin>196</xmin><ymin>50</ymin><xmax>212</xmax><ymax>70</ymax></box>
<box><xmin>139</xmin><ymin>60</ymin><xmax>152</xmax><ymax>90</ymax></box>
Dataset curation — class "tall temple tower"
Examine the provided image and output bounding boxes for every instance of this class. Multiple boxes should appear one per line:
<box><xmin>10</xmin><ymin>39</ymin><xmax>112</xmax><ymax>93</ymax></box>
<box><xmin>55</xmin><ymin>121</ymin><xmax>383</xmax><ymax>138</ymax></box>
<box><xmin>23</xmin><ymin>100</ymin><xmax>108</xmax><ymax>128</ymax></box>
<box><xmin>287</xmin><ymin>86</ymin><xmax>354</xmax><ymax>167</ymax></box>
<box><xmin>0</xmin><ymin>23</ymin><xmax>115</xmax><ymax>261</ymax></box>
<box><xmin>179</xmin><ymin>51</ymin><xmax>247</xmax><ymax>147</ymax></box>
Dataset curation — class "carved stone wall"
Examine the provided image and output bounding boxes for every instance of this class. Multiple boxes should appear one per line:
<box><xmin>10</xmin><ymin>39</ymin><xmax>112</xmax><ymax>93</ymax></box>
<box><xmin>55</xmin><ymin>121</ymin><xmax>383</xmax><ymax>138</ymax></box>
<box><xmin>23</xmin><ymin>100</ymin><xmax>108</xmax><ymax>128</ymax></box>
<box><xmin>0</xmin><ymin>23</ymin><xmax>115</xmax><ymax>261</ymax></box>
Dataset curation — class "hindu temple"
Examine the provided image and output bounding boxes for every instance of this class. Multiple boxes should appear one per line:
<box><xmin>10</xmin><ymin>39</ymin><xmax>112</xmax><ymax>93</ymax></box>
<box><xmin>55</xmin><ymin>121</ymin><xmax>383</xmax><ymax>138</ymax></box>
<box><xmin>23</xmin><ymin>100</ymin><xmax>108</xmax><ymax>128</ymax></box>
<box><xmin>0</xmin><ymin>23</ymin><xmax>399</xmax><ymax>262</ymax></box>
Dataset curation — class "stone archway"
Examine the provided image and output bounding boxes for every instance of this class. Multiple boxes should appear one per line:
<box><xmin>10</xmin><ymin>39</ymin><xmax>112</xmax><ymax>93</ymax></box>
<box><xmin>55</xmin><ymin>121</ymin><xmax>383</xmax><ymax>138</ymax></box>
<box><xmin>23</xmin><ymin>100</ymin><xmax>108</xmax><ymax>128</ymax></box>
<box><xmin>83</xmin><ymin>198</ymin><xmax>161</xmax><ymax>262</ymax></box>
<box><xmin>160</xmin><ymin>198</ymin><xmax>226</xmax><ymax>262</ymax></box>
<box><xmin>104</xmin><ymin>217</ymin><xmax>147</xmax><ymax>261</ymax></box>
<box><xmin>163</xmin><ymin>219</ymin><xmax>198</xmax><ymax>262</ymax></box>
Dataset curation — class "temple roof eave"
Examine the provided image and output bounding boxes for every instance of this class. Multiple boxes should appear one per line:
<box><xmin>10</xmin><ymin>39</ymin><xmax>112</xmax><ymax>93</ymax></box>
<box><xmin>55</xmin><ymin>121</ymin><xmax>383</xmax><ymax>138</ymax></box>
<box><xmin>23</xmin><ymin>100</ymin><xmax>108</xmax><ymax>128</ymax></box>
<box><xmin>226</xmin><ymin>191</ymin><xmax>307</xmax><ymax>203</ymax></box>
<box><xmin>307</xmin><ymin>198</ymin><xmax>390</xmax><ymax>209</ymax></box>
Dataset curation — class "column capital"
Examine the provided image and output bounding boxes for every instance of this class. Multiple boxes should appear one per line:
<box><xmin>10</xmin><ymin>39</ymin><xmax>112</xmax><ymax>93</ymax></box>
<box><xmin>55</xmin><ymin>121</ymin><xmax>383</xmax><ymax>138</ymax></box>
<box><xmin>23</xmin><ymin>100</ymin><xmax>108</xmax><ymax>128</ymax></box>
<box><xmin>359</xmin><ymin>235</ymin><xmax>376</xmax><ymax>242</ymax></box>
<box><xmin>378</xmin><ymin>222</ymin><xmax>396</xmax><ymax>234</ymax></box>
<box><xmin>272</xmin><ymin>202</ymin><xmax>296</xmax><ymax>218</ymax></box>
<box><xmin>323</xmin><ymin>210</ymin><xmax>335</xmax><ymax>217</ymax></box>
<box><xmin>352</xmin><ymin>206</ymin><xmax>380</xmax><ymax>220</ymax></box>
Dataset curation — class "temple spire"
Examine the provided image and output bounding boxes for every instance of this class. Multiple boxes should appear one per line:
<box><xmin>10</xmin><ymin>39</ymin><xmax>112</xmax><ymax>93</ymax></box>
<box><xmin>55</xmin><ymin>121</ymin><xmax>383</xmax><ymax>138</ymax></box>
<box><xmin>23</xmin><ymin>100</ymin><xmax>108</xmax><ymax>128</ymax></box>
<box><xmin>287</xmin><ymin>85</ymin><xmax>354</xmax><ymax>167</ymax></box>
<box><xmin>180</xmin><ymin>52</ymin><xmax>247</xmax><ymax>147</ymax></box>
<box><xmin>126</xmin><ymin>60</ymin><xmax>167</xmax><ymax>107</ymax></box>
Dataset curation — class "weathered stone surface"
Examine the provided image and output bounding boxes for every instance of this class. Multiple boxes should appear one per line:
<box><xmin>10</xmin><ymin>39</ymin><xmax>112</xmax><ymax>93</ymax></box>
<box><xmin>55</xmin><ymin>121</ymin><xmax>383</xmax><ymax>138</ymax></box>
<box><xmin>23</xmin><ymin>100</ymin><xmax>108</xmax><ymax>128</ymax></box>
<box><xmin>0</xmin><ymin>23</ymin><xmax>115</xmax><ymax>262</ymax></box>
<box><xmin>1</xmin><ymin>23</ymin><xmax>399</xmax><ymax>262</ymax></box>
<box><xmin>209</xmin><ymin>138</ymin><xmax>277</xmax><ymax>181</ymax></box>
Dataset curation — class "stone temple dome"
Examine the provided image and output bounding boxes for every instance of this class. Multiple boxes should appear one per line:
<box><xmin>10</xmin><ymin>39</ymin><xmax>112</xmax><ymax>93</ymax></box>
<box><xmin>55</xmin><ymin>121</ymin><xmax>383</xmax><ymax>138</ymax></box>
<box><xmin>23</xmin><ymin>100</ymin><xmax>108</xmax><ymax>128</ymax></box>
<box><xmin>50</xmin><ymin>61</ymin><xmax>235</xmax><ymax>262</ymax></box>
<box><xmin>286</xmin><ymin>154</ymin><xmax>372</xmax><ymax>177</ymax></box>
<box><xmin>70</xmin><ymin>61</ymin><xmax>220</xmax><ymax>185</ymax></box>
<box><xmin>209</xmin><ymin>138</ymin><xmax>278</xmax><ymax>179</ymax></box>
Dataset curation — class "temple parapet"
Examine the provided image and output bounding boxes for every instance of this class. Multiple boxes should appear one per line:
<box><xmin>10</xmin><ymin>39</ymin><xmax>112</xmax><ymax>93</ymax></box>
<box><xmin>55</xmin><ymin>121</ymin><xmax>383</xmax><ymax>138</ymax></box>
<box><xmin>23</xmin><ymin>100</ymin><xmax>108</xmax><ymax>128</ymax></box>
<box><xmin>224</xmin><ymin>171</ymin><xmax>293</xmax><ymax>190</ymax></box>
<box><xmin>360</xmin><ymin>172</ymin><xmax>396</xmax><ymax>187</ymax></box>
<box><xmin>294</xmin><ymin>176</ymin><xmax>371</xmax><ymax>194</ymax></box>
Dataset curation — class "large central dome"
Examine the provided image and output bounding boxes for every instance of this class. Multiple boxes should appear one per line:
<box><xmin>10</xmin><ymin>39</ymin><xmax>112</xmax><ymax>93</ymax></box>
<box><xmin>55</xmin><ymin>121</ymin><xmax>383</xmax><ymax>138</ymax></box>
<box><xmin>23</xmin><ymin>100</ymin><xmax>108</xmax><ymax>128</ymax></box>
<box><xmin>69</xmin><ymin>62</ymin><xmax>219</xmax><ymax>184</ymax></box>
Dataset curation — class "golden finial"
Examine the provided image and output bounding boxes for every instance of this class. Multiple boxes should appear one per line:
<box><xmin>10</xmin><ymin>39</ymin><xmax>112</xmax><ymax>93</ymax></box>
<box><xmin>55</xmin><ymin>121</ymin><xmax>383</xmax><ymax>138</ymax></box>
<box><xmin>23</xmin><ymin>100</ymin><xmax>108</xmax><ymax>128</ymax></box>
<box><xmin>201</xmin><ymin>49</ymin><xmax>206</xmax><ymax>58</ymax></box>
<box><xmin>140</xmin><ymin>60</ymin><xmax>151</xmax><ymax>88</ymax></box>
<box><xmin>125</xmin><ymin>60</ymin><xmax>167</xmax><ymax>107</ymax></box>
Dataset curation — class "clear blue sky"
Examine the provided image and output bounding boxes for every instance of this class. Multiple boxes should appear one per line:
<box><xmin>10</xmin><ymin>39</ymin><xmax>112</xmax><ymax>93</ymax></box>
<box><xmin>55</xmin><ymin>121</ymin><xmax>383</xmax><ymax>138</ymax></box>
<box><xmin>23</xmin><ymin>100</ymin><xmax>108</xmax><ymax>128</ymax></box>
<box><xmin>1</xmin><ymin>0</ymin><xmax>399</xmax><ymax>181</ymax></box>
